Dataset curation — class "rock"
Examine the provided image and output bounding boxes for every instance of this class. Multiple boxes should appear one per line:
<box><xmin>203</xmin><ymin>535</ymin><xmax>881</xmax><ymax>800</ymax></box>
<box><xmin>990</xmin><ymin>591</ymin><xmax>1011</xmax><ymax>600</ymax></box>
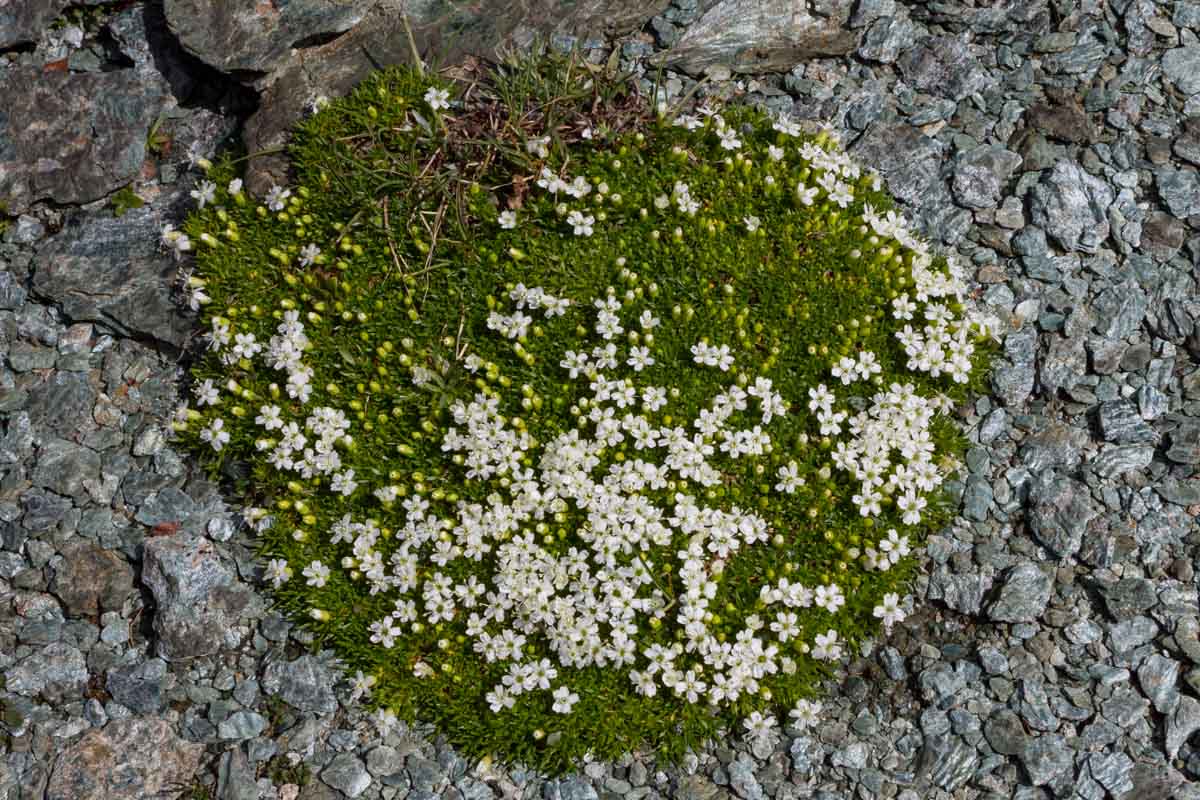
<box><xmin>1026</xmin><ymin>97</ymin><xmax>1096</xmax><ymax>144</ymax></box>
<box><xmin>217</xmin><ymin>747</ymin><xmax>260</xmax><ymax>800</ymax></box>
<box><xmin>919</xmin><ymin>734</ymin><xmax>976</xmax><ymax>791</ymax></box>
<box><xmin>31</xmin><ymin>438</ymin><xmax>101</xmax><ymax>499</ymax></box>
<box><xmin>1028</xmin><ymin>161</ymin><xmax>1114</xmax><ymax>254</ymax></box>
<box><xmin>261</xmin><ymin>654</ymin><xmax>338</xmax><ymax>715</ymax></box>
<box><xmin>321</xmin><ymin>753</ymin><xmax>372</xmax><ymax>799</ymax></box>
<box><xmin>1167</xmin><ymin>421</ymin><xmax>1200</xmax><ymax>465</ymax></box>
<box><xmin>1019</xmin><ymin>734</ymin><xmax>1073</xmax><ymax>787</ymax></box>
<box><xmin>1137</xmin><ymin>653</ymin><xmax>1181</xmax><ymax>715</ymax></box>
<box><xmin>1091</xmin><ymin>279</ymin><xmax>1148</xmax><ymax>340</ymax></box>
<box><xmin>1166</xmin><ymin>696</ymin><xmax>1200</xmax><ymax>759</ymax></box>
<box><xmin>366</xmin><ymin>745</ymin><xmax>405</xmax><ymax>778</ymax></box>
<box><xmin>0</xmin><ymin>65</ymin><xmax>169</xmax><ymax>215</ymax></box>
<box><xmin>897</xmin><ymin>34</ymin><xmax>989</xmax><ymax>101</ymax></box>
<box><xmin>6</xmin><ymin>642</ymin><xmax>88</xmax><ymax>703</ymax></box>
<box><xmin>1027</xmin><ymin>473</ymin><xmax>1098</xmax><ymax>558</ymax></box>
<box><xmin>660</xmin><ymin>0</ymin><xmax>857</xmax><ymax>75</ymax></box>
<box><xmin>857</xmin><ymin>15</ymin><xmax>921</xmax><ymax>64</ymax></box>
<box><xmin>106</xmin><ymin>658</ymin><xmax>168</xmax><ymax>714</ymax></box>
<box><xmin>165</xmin><ymin>0</ymin><xmax>369</xmax><ymax>76</ymax></box>
<box><xmin>984</xmin><ymin>709</ymin><xmax>1027</xmax><ymax>756</ymax></box>
<box><xmin>1091</xmin><ymin>444</ymin><xmax>1153</xmax><ymax>478</ymax></box>
<box><xmin>1098</xmin><ymin>577</ymin><xmax>1158</xmax><ymax>621</ymax></box>
<box><xmin>0</xmin><ymin>0</ymin><xmax>73</xmax><ymax>48</ymax></box>
<box><xmin>988</xmin><ymin>563</ymin><xmax>1052</xmax><ymax>623</ymax></box>
<box><xmin>45</xmin><ymin>716</ymin><xmax>204</xmax><ymax>800</ymax></box>
<box><xmin>1087</xmin><ymin>751</ymin><xmax>1134</xmax><ymax>797</ymax></box>
<box><xmin>1110</xmin><ymin>616</ymin><xmax>1159</xmax><ymax>653</ymax></box>
<box><xmin>727</xmin><ymin>754</ymin><xmax>762</xmax><ymax>800</ymax></box>
<box><xmin>49</xmin><ymin>541</ymin><xmax>134</xmax><ymax>617</ymax></box>
<box><xmin>31</xmin><ymin>204</ymin><xmax>196</xmax><ymax>349</ymax></box>
<box><xmin>218</xmin><ymin>710</ymin><xmax>268</xmax><ymax>741</ymax></box>
<box><xmin>1098</xmin><ymin>400</ymin><xmax>1156</xmax><ymax>444</ymax></box>
<box><xmin>1156</xmin><ymin>168</ymin><xmax>1200</xmax><ymax>219</ymax></box>
<box><xmin>851</xmin><ymin>121</ymin><xmax>947</xmax><ymax>206</ymax></box>
<box><xmin>142</xmin><ymin>533</ymin><xmax>251</xmax><ymax>661</ymax></box>
<box><xmin>952</xmin><ymin>146</ymin><xmax>1022</xmax><ymax>209</ymax></box>
<box><xmin>1162</xmin><ymin>47</ymin><xmax>1200</xmax><ymax>95</ymax></box>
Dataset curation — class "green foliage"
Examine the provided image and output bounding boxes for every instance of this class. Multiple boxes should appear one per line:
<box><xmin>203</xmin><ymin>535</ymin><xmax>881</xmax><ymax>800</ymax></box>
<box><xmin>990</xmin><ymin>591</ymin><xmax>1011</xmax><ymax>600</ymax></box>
<box><xmin>175</xmin><ymin>50</ymin><xmax>994</xmax><ymax>773</ymax></box>
<box><xmin>110</xmin><ymin>184</ymin><xmax>145</xmax><ymax>218</ymax></box>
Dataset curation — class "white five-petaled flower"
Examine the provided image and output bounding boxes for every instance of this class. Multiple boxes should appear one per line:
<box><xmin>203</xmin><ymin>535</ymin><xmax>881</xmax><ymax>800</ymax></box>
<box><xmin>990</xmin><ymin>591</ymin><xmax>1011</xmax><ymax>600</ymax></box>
<box><xmin>264</xmin><ymin>558</ymin><xmax>291</xmax><ymax>588</ymax></box>
<box><xmin>811</xmin><ymin>629</ymin><xmax>842</xmax><ymax>661</ymax></box>
<box><xmin>499</xmin><ymin>210</ymin><xmax>517</xmax><ymax>229</ymax></box>
<box><xmin>303</xmin><ymin>560</ymin><xmax>331</xmax><ymax>588</ymax></box>
<box><xmin>567</xmin><ymin>210</ymin><xmax>595</xmax><ymax>236</ymax></box>
<box><xmin>200</xmin><ymin>417</ymin><xmax>229</xmax><ymax>451</ymax></box>
<box><xmin>789</xmin><ymin>699</ymin><xmax>822</xmax><ymax>730</ymax></box>
<box><xmin>743</xmin><ymin>215</ymin><xmax>761</xmax><ymax>232</ymax></box>
<box><xmin>265</xmin><ymin>185</ymin><xmax>291</xmax><ymax>212</ymax></box>
<box><xmin>349</xmin><ymin>670</ymin><xmax>377</xmax><ymax>701</ymax></box>
<box><xmin>190</xmin><ymin>180</ymin><xmax>216</xmax><ymax>208</ymax></box>
<box><xmin>299</xmin><ymin>244</ymin><xmax>321</xmax><ymax>267</ymax></box>
<box><xmin>874</xmin><ymin>592</ymin><xmax>906</xmax><ymax>628</ymax></box>
<box><xmin>194</xmin><ymin>378</ymin><xmax>219</xmax><ymax>406</ymax></box>
<box><xmin>774</xmin><ymin>461</ymin><xmax>805</xmax><ymax>494</ymax></box>
<box><xmin>551</xmin><ymin>685</ymin><xmax>580</xmax><ymax>714</ymax></box>
<box><xmin>424</xmin><ymin>86</ymin><xmax>451</xmax><ymax>111</ymax></box>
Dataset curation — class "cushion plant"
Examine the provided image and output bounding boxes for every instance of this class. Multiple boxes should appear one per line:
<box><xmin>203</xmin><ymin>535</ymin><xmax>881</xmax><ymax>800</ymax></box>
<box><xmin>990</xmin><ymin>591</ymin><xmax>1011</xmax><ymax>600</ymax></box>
<box><xmin>169</xmin><ymin>50</ymin><xmax>996</xmax><ymax>772</ymax></box>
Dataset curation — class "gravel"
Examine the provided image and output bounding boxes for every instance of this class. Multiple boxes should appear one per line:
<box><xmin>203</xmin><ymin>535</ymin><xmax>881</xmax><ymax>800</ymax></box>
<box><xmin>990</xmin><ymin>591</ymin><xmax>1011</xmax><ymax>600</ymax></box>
<box><xmin>3</xmin><ymin>0</ymin><xmax>1200</xmax><ymax>798</ymax></box>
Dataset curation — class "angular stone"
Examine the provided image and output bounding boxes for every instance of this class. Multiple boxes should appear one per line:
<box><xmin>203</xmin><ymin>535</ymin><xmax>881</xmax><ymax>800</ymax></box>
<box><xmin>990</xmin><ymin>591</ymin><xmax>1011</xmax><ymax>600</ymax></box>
<box><xmin>32</xmin><ymin>204</ymin><xmax>196</xmax><ymax>349</ymax></box>
<box><xmin>49</xmin><ymin>541</ymin><xmax>134</xmax><ymax>617</ymax></box>
<box><xmin>1110</xmin><ymin>616</ymin><xmax>1159</xmax><ymax>653</ymax></box>
<box><xmin>0</xmin><ymin>0</ymin><xmax>74</xmax><ymax>48</ymax></box>
<box><xmin>261</xmin><ymin>654</ymin><xmax>338</xmax><ymax>715</ymax></box>
<box><xmin>898</xmin><ymin>34</ymin><xmax>989</xmax><ymax>101</ymax></box>
<box><xmin>45</xmin><ymin>716</ymin><xmax>205</xmax><ymax>800</ymax></box>
<box><xmin>1027</xmin><ymin>473</ymin><xmax>1098</xmax><ymax>558</ymax></box>
<box><xmin>1166</xmin><ymin>422</ymin><xmax>1200</xmax><ymax>465</ymax></box>
<box><xmin>1167</xmin><ymin>696</ymin><xmax>1200</xmax><ymax>759</ymax></box>
<box><xmin>1019</xmin><ymin>422</ymin><xmax>1086</xmax><ymax>473</ymax></box>
<box><xmin>857</xmin><ymin>15</ymin><xmax>921</xmax><ymax>64</ymax></box>
<box><xmin>988</xmin><ymin>563</ymin><xmax>1052</xmax><ymax>623</ymax></box>
<box><xmin>1028</xmin><ymin>161</ymin><xmax>1114</xmax><ymax>254</ymax></box>
<box><xmin>1156</xmin><ymin>168</ymin><xmax>1200</xmax><ymax>219</ymax></box>
<box><xmin>1091</xmin><ymin>444</ymin><xmax>1153</xmax><ymax>478</ymax></box>
<box><xmin>217</xmin><ymin>747</ymin><xmax>259</xmax><ymax>800</ymax></box>
<box><xmin>6</xmin><ymin>642</ymin><xmax>88</xmax><ymax>703</ymax></box>
<box><xmin>1163</xmin><ymin>46</ymin><xmax>1200</xmax><ymax>95</ymax></box>
<box><xmin>919</xmin><ymin>734</ymin><xmax>976</xmax><ymax>792</ymax></box>
<box><xmin>1027</xmin><ymin>97</ymin><xmax>1096</xmax><ymax>145</ymax></box>
<box><xmin>850</xmin><ymin>121</ymin><xmax>947</xmax><ymax>206</ymax></box>
<box><xmin>984</xmin><ymin>708</ymin><xmax>1027</xmax><ymax>756</ymax></box>
<box><xmin>1088</xmin><ymin>751</ymin><xmax>1133</xmax><ymax>796</ymax></box>
<box><xmin>661</xmin><ymin>0</ymin><xmax>857</xmax><ymax>75</ymax></box>
<box><xmin>106</xmin><ymin>658</ymin><xmax>168</xmax><ymax>714</ymax></box>
<box><xmin>142</xmin><ymin>533</ymin><xmax>251</xmax><ymax>661</ymax></box>
<box><xmin>320</xmin><ymin>753</ymin><xmax>371</xmax><ymax>798</ymax></box>
<box><xmin>0</xmin><ymin>66</ymin><xmax>169</xmax><ymax>215</ymax></box>
<box><xmin>1098</xmin><ymin>400</ymin><xmax>1156</xmax><ymax>444</ymax></box>
<box><xmin>31</xmin><ymin>438</ymin><xmax>101</xmax><ymax>499</ymax></box>
<box><xmin>1138</xmin><ymin>653</ymin><xmax>1181</xmax><ymax>715</ymax></box>
<box><xmin>218</xmin><ymin>710</ymin><xmax>268</xmax><ymax>741</ymax></box>
<box><xmin>1019</xmin><ymin>734</ymin><xmax>1073</xmax><ymax>787</ymax></box>
<box><xmin>952</xmin><ymin>146</ymin><xmax>1022</xmax><ymax>209</ymax></box>
<box><xmin>1091</xmin><ymin>279</ymin><xmax>1148</xmax><ymax>341</ymax></box>
<box><xmin>1099</xmin><ymin>577</ymin><xmax>1158</xmax><ymax>621</ymax></box>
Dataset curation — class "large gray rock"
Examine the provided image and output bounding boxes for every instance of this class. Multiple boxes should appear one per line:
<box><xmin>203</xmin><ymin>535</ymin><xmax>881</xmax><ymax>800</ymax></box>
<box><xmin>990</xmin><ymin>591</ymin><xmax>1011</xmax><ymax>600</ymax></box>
<box><xmin>0</xmin><ymin>65</ymin><xmax>170</xmax><ymax>214</ymax></box>
<box><xmin>851</xmin><ymin>121</ymin><xmax>947</xmax><ymax>206</ymax></box>
<box><xmin>897</xmin><ymin>34</ymin><xmax>989</xmax><ymax>101</ymax></box>
<box><xmin>31</xmin><ymin>204</ymin><xmax>196</xmax><ymax>348</ymax></box>
<box><xmin>0</xmin><ymin>0</ymin><xmax>81</xmax><ymax>48</ymax></box>
<box><xmin>1162</xmin><ymin>46</ymin><xmax>1200</xmax><ymax>95</ymax></box>
<box><xmin>1028</xmin><ymin>160</ymin><xmax>1114</xmax><ymax>253</ymax></box>
<box><xmin>142</xmin><ymin>533</ymin><xmax>251</xmax><ymax>661</ymax></box>
<box><xmin>45</xmin><ymin>716</ymin><xmax>205</xmax><ymax>800</ymax></box>
<box><xmin>261</xmin><ymin>654</ymin><xmax>339</xmax><ymax>715</ymax></box>
<box><xmin>658</xmin><ymin>0</ymin><xmax>858</xmax><ymax>75</ymax></box>
<box><xmin>1027</xmin><ymin>473</ymin><xmax>1099</xmax><ymax>558</ymax></box>
<box><xmin>952</xmin><ymin>145</ymin><xmax>1022</xmax><ymax>209</ymax></box>
<box><xmin>988</xmin><ymin>563</ymin><xmax>1052</xmax><ymax>623</ymax></box>
<box><xmin>105</xmin><ymin>658</ymin><xmax>169</xmax><ymax>714</ymax></box>
<box><xmin>6</xmin><ymin>642</ymin><xmax>88</xmax><ymax>703</ymax></box>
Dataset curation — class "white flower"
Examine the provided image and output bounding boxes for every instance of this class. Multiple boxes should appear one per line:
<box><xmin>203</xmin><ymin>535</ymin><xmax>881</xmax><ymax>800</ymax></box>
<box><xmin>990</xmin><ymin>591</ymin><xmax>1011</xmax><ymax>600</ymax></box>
<box><xmin>200</xmin><ymin>418</ymin><xmax>230</xmax><ymax>451</ymax></box>
<box><xmin>424</xmin><ymin>86</ymin><xmax>451</xmax><ymax>111</ymax></box>
<box><xmin>299</xmin><ymin>244</ymin><xmax>321</xmax><ymax>267</ymax></box>
<box><xmin>811</xmin><ymin>629</ymin><xmax>842</xmax><ymax>661</ymax></box>
<box><xmin>767</xmin><ymin>144</ymin><xmax>785</xmax><ymax>161</ymax></box>
<box><xmin>743</xmin><ymin>215</ymin><xmax>761</xmax><ymax>232</ymax></box>
<box><xmin>161</xmin><ymin>225</ymin><xmax>192</xmax><ymax>260</ymax></box>
<box><xmin>642</xmin><ymin>386</ymin><xmax>668</xmax><ymax>412</ymax></box>
<box><xmin>413</xmin><ymin>661</ymin><xmax>435</xmax><ymax>678</ymax></box>
<box><xmin>627</xmin><ymin>346</ymin><xmax>655</xmax><ymax>372</ymax></box>
<box><xmin>499</xmin><ymin>210</ymin><xmax>517</xmax><ymax>229</ymax></box>
<box><xmin>349</xmin><ymin>670</ymin><xmax>376</xmax><ymax>701</ymax></box>
<box><xmin>526</xmin><ymin>135</ymin><xmax>550</xmax><ymax>158</ymax></box>
<box><xmin>814</xmin><ymin>584</ymin><xmax>845</xmax><ymax>614</ymax></box>
<box><xmin>639</xmin><ymin>309</ymin><xmax>661</xmax><ymax>329</ymax></box>
<box><xmin>303</xmin><ymin>560</ymin><xmax>330</xmax><ymax>588</ymax></box>
<box><xmin>796</xmin><ymin>184</ymin><xmax>819</xmax><ymax>205</ymax></box>
<box><xmin>774</xmin><ymin>461</ymin><xmax>805</xmax><ymax>494</ymax></box>
<box><xmin>743</xmin><ymin>711</ymin><xmax>778</xmax><ymax>744</ymax></box>
<box><xmin>789</xmin><ymin>699</ymin><xmax>822</xmax><ymax>730</ymax></box>
<box><xmin>874</xmin><ymin>593</ymin><xmax>905</xmax><ymax>628</ymax></box>
<box><xmin>567</xmin><ymin>210</ymin><xmax>595</xmax><ymax>236</ymax></box>
<box><xmin>194</xmin><ymin>378</ymin><xmax>219</xmax><ymax>406</ymax></box>
<box><xmin>551</xmin><ymin>685</ymin><xmax>580</xmax><ymax>713</ymax></box>
<box><xmin>265</xmin><ymin>185</ymin><xmax>291</xmax><ymax>212</ymax></box>
<box><xmin>190</xmin><ymin>180</ymin><xmax>216</xmax><ymax>208</ymax></box>
<box><xmin>264</xmin><ymin>558</ymin><xmax>292</xmax><ymax>588</ymax></box>
<box><xmin>227</xmin><ymin>178</ymin><xmax>243</xmax><ymax>195</ymax></box>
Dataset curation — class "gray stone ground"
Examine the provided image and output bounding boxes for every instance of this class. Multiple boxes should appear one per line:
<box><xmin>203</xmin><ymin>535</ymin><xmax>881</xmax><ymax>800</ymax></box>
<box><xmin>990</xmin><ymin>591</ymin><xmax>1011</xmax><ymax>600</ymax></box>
<box><xmin>2</xmin><ymin>1</ymin><xmax>1200</xmax><ymax>799</ymax></box>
